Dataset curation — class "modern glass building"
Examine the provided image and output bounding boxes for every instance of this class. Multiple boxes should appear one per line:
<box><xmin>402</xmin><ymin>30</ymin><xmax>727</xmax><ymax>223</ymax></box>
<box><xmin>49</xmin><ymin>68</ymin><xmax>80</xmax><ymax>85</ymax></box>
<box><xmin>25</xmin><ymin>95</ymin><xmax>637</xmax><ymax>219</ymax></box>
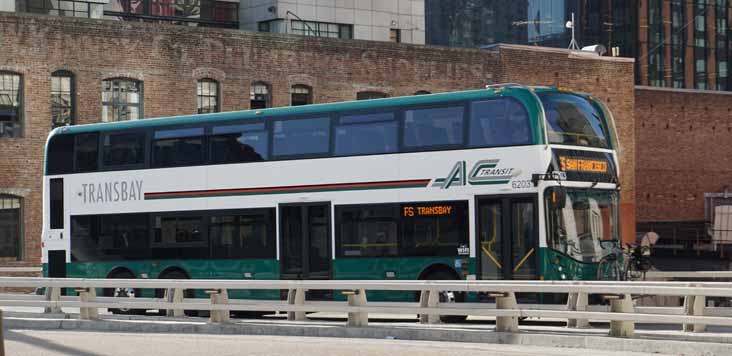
<box><xmin>426</xmin><ymin>0</ymin><xmax>730</xmax><ymax>91</ymax></box>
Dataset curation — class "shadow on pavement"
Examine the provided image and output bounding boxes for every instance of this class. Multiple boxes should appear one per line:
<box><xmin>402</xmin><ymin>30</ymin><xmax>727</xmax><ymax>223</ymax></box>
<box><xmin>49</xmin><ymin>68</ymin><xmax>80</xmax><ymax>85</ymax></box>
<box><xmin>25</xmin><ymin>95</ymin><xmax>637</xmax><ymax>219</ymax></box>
<box><xmin>5</xmin><ymin>329</ymin><xmax>105</xmax><ymax>356</ymax></box>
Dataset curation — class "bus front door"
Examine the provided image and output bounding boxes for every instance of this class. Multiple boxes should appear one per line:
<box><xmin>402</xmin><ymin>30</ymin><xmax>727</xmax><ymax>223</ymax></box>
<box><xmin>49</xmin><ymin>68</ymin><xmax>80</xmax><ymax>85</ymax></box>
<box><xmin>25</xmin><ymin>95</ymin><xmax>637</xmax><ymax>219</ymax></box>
<box><xmin>476</xmin><ymin>196</ymin><xmax>537</xmax><ymax>280</ymax></box>
<box><xmin>279</xmin><ymin>203</ymin><xmax>331</xmax><ymax>281</ymax></box>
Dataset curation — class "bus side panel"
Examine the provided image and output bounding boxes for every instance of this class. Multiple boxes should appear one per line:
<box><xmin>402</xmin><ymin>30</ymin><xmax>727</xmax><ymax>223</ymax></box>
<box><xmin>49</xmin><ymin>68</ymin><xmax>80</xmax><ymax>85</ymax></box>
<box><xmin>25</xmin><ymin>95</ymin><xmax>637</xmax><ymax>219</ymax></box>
<box><xmin>332</xmin><ymin>257</ymin><xmax>464</xmax><ymax>301</ymax></box>
<box><xmin>540</xmin><ymin>248</ymin><xmax>599</xmax><ymax>281</ymax></box>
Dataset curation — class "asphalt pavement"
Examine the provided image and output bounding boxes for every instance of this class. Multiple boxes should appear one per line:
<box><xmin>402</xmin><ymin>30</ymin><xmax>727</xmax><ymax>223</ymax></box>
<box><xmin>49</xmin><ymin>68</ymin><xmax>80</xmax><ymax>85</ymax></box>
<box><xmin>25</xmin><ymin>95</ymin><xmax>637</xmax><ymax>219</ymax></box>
<box><xmin>4</xmin><ymin>330</ymin><xmax>672</xmax><ymax>356</ymax></box>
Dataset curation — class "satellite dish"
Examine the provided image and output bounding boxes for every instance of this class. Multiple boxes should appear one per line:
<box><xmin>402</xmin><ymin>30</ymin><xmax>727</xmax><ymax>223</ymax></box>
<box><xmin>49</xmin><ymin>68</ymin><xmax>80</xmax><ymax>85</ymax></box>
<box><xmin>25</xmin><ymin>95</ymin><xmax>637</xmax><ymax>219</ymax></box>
<box><xmin>581</xmin><ymin>44</ymin><xmax>607</xmax><ymax>56</ymax></box>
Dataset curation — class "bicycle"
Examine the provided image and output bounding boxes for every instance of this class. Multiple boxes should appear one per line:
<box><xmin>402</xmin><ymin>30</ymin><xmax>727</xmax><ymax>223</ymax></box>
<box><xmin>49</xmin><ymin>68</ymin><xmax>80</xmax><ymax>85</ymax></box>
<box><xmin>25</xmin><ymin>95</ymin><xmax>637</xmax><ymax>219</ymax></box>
<box><xmin>596</xmin><ymin>240</ymin><xmax>656</xmax><ymax>281</ymax></box>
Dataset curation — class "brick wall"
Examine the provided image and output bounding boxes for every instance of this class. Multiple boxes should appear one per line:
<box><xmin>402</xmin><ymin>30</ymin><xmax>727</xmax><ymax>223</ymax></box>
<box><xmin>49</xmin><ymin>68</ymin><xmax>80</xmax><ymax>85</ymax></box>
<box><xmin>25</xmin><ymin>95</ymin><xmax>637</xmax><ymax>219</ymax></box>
<box><xmin>636</xmin><ymin>86</ymin><xmax>732</xmax><ymax>223</ymax></box>
<box><xmin>494</xmin><ymin>45</ymin><xmax>637</xmax><ymax>243</ymax></box>
<box><xmin>0</xmin><ymin>13</ymin><xmax>637</xmax><ymax>266</ymax></box>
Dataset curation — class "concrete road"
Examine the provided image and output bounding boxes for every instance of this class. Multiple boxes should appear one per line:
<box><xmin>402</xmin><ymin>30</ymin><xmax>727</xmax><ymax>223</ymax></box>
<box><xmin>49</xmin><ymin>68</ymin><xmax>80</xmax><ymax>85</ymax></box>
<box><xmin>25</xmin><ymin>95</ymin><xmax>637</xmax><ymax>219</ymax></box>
<box><xmin>5</xmin><ymin>330</ymin><xmax>671</xmax><ymax>356</ymax></box>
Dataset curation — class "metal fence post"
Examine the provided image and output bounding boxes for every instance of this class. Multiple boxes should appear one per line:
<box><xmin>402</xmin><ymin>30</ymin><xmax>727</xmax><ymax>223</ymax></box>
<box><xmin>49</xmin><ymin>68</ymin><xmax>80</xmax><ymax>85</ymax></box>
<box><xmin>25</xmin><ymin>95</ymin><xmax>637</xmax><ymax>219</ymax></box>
<box><xmin>346</xmin><ymin>288</ymin><xmax>368</xmax><ymax>327</ymax></box>
<box><xmin>43</xmin><ymin>287</ymin><xmax>62</xmax><ymax>314</ymax></box>
<box><xmin>287</xmin><ymin>288</ymin><xmax>306</xmax><ymax>321</ymax></box>
<box><xmin>495</xmin><ymin>292</ymin><xmax>519</xmax><ymax>333</ymax></box>
<box><xmin>683</xmin><ymin>293</ymin><xmax>706</xmax><ymax>333</ymax></box>
<box><xmin>78</xmin><ymin>287</ymin><xmax>98</xmax><ymax>320</ymax></box>
<box><xmin>609</xmin><ymin>293</ymin><xmax>634</xmax><ymax>337</ymax></box>
<box><xmin>567</xmin><ymin>292</ymin><xmax>589</xmax><ymax>328</ymax></box>
<box><xmin>0</xmin><ymin>309</ymin><xmax>4</xmax><ymax>356</ymax></box>
<box><xmin>164</xmin><ymin>288</ymin><xmax>184</xmax><ymax>317</ymax></box>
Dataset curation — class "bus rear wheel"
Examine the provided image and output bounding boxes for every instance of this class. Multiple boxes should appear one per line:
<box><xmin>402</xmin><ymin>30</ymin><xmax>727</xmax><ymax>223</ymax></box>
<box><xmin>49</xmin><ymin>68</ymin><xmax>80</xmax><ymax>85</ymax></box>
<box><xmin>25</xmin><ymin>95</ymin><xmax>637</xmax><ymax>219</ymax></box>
<box><xmin>421</xmin><ymin>270</ymin><xmax>467</xmax><ymax>323</ymax></box>
<box><xmin>104</xmin><ymin>270</ymin><xmax>144</xmax><ymax>315</ymax></box>
<box><xmin>154</xmin><ymin>270</ymin><xmax>198</xmax><ymax>317</ymax></box>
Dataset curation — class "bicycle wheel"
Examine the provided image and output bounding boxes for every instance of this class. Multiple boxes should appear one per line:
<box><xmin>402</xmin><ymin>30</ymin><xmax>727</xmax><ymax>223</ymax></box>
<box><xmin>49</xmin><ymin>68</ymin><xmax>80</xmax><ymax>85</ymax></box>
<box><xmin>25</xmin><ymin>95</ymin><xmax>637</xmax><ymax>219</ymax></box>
<box><xmin>597</xmin><ymin>256</ymin><xmax>622</xmax><ymax>281</ymax></box>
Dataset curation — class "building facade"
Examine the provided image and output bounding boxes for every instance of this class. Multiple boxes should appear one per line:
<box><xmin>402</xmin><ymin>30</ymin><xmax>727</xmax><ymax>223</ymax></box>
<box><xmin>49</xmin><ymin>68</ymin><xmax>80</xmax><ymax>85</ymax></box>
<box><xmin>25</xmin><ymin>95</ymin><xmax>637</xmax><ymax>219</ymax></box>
<box><xmin>0</xmin><ymin>12</ymin><xmax>635</xmax><ymax>271</ymax></box>
<box><xmin>4</xmin><ymin>0</ymin><xmax>240</xmax><ymax>28</ymax></box>
<box><xmin>425</xmin><ymin>0</ymin><xmax>730</xmax><ymax>92</ymax></box>
<box><xmin>241</xmin><ymin>0</ymin><xmax>425</xmax><ymax>44</ymax></box>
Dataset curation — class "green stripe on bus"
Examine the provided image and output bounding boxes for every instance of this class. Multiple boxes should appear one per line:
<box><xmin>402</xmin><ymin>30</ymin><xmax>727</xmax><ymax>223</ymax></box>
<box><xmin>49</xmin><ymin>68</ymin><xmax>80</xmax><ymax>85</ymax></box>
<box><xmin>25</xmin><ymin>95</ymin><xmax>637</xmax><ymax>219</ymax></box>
<box><xmin>468</xmin><ymin>180</ymin><xmax>510</xmax><ymax>185</ymax></box>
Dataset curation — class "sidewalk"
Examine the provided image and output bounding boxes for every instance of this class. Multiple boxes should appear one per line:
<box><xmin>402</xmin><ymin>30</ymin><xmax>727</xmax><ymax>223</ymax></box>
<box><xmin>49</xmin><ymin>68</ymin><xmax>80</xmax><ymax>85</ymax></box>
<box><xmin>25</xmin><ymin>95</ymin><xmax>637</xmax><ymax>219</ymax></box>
<box><xmin>3</xmin><ymin>311</ymin><xmax>732</xmax><ymax>356</ymax></box>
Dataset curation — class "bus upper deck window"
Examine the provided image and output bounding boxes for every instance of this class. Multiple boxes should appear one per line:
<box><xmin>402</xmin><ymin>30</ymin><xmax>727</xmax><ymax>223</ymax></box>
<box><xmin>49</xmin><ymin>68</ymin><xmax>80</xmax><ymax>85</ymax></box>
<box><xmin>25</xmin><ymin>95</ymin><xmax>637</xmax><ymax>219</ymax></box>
<box><xmin>469</xmin><ymin>99</ymin><xmax>531</xmax><ymax>148</ymax></box>
<box><xmin>46</xmin><ymin>134</ymin><xmax>74</xmax><ymax>175</ymax></box>
<box><xmin>539</xmin><ymin>93</ymin><xmax>610</xmax><ymax>148</ymax></box>
<box><xmin>403</xmin><ymin>106</ymin><xmax>464</xmax><ymax>149</ymax></box>
<box><xmin>272</xmin><ymin>117</ymin><xmax>330</xmax><ymax>157</ymax></box>
<box><xmin>335</xmin><ymin>112</ymin><xmax>397</xmax><ymax>156</ymax></box>
<box><xmin>210</xmin><ymin>123</ymin><xmax>269</xmax><ymax>164</ymax></box>
<box><xmin>152</xmin><ymin>127</ymin><xmax>204</xmax><ymax>168</ymax></box>
<box><xmin>74</xmin><ymin>133</ymin><xmax>98</xmax><ymax>173</ymax></box>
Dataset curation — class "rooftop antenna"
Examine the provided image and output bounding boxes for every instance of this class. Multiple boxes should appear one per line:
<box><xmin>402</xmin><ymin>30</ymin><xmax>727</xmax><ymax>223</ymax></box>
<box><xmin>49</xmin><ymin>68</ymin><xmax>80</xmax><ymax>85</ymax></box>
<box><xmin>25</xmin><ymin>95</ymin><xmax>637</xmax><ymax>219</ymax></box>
<box><xmin>566</xmin><ymin>12</ymin><xmax>580</xmax><ymax>50</ymax></box>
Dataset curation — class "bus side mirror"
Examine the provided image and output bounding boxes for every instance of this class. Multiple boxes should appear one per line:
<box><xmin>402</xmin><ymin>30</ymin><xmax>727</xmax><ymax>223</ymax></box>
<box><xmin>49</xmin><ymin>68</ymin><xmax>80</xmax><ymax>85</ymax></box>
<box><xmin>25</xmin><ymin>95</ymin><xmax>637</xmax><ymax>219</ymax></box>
<box><xmin>551</xmin><ymin>188</ymin><xmax>567</xmax><ymax>209</ymax></box>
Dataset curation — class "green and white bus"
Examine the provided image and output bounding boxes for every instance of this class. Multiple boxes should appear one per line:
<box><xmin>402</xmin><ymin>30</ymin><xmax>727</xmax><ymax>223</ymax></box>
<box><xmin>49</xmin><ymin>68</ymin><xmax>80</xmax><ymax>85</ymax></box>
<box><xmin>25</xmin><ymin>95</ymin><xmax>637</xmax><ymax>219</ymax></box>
<box><xmin>42</xmin><ymin>84</ymin><xmax>621</xmax><ymax>304</ymax></box>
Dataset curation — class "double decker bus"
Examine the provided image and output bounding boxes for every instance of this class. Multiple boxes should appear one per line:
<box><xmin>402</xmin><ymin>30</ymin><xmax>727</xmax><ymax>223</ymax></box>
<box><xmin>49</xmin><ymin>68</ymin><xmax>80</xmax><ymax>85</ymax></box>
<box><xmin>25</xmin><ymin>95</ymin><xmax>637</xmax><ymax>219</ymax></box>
<box><xmin>42</xmin><ymin>84</ymin><xmax>622</xmax><ymax>307</ymax></box>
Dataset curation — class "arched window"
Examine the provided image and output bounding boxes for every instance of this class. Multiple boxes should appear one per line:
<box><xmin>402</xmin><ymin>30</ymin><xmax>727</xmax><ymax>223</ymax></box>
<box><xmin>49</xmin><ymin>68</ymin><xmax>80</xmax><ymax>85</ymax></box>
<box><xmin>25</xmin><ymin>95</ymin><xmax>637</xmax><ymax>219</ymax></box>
<box><xmin>0</xmin><ymin>195</ymin><xmax>21</xmax><ymax>259</ymax></box>
<box><xmin>356</xmin><ymin>91</ymin><xmax>389</xmax><ymax>100</ymax></box>
<box><xmin>197</xmin><ymin>79</ymin><xmax>220</xmax><ymax>114</ymax></box>
<box><xmin>0</xmin><ymin>72</ymin><xmax>23</xmax><ymax>138</ymax></box>
<box><xmin>290</xmin><ymin>84</ymin><xmax>312</xmax><ymax>106</ymax></box>
<box><xmin>250</xmin><ymin>81</ymin><xmax>271</xmax><ymax>109</ymax></box>
<box><xmin>414</xmin><ymin>90</ymin><xmax>431</xmax><ymax>95</ymax></box>
<box><xmin>51</xmin><ymin>70</ymin><xmax>75</xmax><ymax>128</ymax></box>
<box><xmin>102</xmin><ymin>78</ymin><xmax>143</xmax><ymax>122</ymax></box>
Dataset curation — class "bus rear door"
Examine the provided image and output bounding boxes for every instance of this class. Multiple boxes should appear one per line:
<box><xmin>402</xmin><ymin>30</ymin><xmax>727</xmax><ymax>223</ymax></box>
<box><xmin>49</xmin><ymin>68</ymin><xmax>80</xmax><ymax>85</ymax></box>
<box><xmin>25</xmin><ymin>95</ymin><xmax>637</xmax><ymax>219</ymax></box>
<box><xmin>279</xmin><ymin>203</ymin><xmax>332</xmax><ymax>280</ymax></box>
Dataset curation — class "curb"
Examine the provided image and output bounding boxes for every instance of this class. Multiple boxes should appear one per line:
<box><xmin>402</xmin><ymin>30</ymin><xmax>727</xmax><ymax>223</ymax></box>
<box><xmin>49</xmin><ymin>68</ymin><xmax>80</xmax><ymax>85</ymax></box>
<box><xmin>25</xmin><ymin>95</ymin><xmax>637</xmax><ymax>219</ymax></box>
<box><xmin>4</xmin><ymin>315</ymin><xmax>732</xmax><ymax>356</ymax></box>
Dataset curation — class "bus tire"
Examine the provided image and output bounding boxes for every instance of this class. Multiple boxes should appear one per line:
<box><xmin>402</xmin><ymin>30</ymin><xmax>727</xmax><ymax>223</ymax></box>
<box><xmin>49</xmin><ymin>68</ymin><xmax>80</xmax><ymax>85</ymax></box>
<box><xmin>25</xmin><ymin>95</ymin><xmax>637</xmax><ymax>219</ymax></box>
<box><xmin>154</xmin><ymin>269</ymin><xmax>198</xmax><ymax>317</ymax></box>
<box><xmin>421</xmin><ymin>269</ymin><xmax>467</xmax><ymax>323</ymax></box>
<box><xmin>104</xmin><ymin>270</ymin><xmax>144</xmax><ymax>315</ymax></box>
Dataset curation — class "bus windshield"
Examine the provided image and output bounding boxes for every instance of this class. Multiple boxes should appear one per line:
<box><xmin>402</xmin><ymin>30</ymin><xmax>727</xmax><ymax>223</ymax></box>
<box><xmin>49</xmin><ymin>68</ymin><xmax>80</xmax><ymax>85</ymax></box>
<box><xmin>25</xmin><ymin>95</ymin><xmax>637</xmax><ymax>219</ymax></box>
<box><xmin>539</xmin><ymin>92</ymin><xmax>610</xmax><ymax>148</ymax></box>
<box><xmin>545</xmin><ymin>188</ymin><xmax>619</xmax><ymax>263</ymax></box>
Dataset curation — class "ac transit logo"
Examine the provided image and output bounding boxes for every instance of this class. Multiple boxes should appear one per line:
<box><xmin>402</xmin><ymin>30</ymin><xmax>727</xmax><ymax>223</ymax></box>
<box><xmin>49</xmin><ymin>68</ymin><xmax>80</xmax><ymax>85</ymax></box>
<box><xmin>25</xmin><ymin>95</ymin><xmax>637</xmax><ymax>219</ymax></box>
<box><xmin>432</xmin><ymin>159</ymin><xmax>521</xmax><ymax>189</ymax></box>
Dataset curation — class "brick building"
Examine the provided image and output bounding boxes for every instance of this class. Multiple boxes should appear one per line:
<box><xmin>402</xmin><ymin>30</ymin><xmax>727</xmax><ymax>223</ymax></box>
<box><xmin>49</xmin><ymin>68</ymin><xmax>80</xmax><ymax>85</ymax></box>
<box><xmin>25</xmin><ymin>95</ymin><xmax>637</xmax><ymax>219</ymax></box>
<box><xmin>0</xmin><ymin>13</ymin><xmax>636</xmax><ymax>272</ymax></box>
<box><xmin>635</xmin><ymin>87</ymin><xmax>732</xmax><ymax>230</ymax></box>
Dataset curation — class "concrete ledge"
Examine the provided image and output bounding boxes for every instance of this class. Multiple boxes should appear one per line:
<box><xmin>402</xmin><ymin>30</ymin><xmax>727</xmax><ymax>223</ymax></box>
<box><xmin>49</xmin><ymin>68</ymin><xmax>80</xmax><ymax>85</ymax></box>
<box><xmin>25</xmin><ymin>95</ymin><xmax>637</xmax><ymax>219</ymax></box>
<box><xmin>3</xmin><ymin>314</ymin><xmax>732</xmax><ymax>356</ymax></box>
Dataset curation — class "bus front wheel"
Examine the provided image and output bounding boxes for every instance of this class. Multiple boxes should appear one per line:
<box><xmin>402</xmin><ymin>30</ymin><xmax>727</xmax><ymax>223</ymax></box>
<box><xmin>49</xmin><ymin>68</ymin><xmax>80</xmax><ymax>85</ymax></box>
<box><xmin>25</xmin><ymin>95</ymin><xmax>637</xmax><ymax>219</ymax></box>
<box><xmin>421</xmin><ymin>270</ymin><xmax>467</xmax><ymax>323</ymax></box>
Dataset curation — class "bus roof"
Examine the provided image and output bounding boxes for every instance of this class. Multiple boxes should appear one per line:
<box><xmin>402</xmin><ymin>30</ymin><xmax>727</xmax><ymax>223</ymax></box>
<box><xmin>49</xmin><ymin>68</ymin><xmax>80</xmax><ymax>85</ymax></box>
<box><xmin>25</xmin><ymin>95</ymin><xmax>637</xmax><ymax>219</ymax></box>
<box><xmin>50</xmin><ymin>85</ymin><xmax>556</xmax><ymax>136</ymax></box>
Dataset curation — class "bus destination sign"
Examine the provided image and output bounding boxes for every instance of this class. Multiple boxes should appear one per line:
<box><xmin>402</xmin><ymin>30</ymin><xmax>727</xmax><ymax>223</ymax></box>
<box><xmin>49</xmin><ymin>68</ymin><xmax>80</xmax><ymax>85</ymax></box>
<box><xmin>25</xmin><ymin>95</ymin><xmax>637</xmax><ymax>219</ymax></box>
<box><xmin>402</xmin><ymin>205</ymin><xmax>455</xmax><ymax>217</ymax></box>
<box><xmin>551</xmin><ymin>149</ymin><xmax>617</xmax><ymax>183</ymax></box>
<box><xmin>558</xmin><ymin>156</ymin><xmax>608</xmax><ymax>174</ymax></box>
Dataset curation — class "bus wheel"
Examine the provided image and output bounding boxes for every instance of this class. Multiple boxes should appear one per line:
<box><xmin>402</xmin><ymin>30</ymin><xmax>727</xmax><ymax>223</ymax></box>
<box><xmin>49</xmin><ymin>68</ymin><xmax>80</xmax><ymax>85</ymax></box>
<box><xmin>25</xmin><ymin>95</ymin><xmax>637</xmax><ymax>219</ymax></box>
<box><xmin>104</xmin><ymin>270</ymin><xmax>144</xmax><ymax>315</ymax></box>
<box><xmin>421</xmin><ymin>270</ymin><xmax>468</xmax><ymax>323</ymax></box>
<box><xmin>154</xmin><ymin>270</ymin><xmax>198</xmax><ymax>317</ymax></box>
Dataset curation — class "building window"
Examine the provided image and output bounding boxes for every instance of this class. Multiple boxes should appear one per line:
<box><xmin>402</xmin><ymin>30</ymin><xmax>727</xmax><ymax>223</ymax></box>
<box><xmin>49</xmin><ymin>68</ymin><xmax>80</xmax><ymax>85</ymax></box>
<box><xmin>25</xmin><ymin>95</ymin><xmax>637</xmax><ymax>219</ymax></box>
<box><xmin>250</xmin><ymin>82</ymin><xmax>271</xmax><ymax>109</ymax></box>
<box><xmin>290</xmin><ymin>85</ymin><xmax>312</xmax><ymax>106</ymax></box>
<box><xmin>670</xmin><ymin>0</ymin><xmax>686</xmax><ymax>88</ymax></box>
<box><xmin>105</xmin><ymin>0</ymin><xmax>239</xmax><ymax>28</ymax></box>
<box><xmin>356</xmin><ymin>91</ymin><xmax>389</xmax><ymax>100</ymax></box>
<box><xmin>648</xmin><ymin>0</ymin><xmax>664</xmax><ymax>87</ymax></box>
<box><xmin>0</xmin><ymin>195</ymin><xmax>21</xmax><ymax>259</ymax></box>
<box><xmin>716</xmin><ymin>0</ymin><xmax>729</xmax><ymax>91</ymax></box>
<box><xmin>694</xmin><ymin>0</ymin><xmax>708</xmax><ymax>89</ymax></box>
<box><xmin>102</xmin><ymin>78</ymin><xmax>142</xmax><ymax>122</ymax></box>
<box><xmin>0</xmin><ymin>72</ymin><xmax>22</xmax><ymax>138</ymax></box>
<box><xmin>389</xmin><ymin>29</ymin><xmax>401</xmax><ymax>43</ymax></box>
<box><xmin>290</xmin><ymin>20</ymin><xmax>353</xmax><ymax>39</ymax></box>
<box><xmin>197</xmin><ymin>79</ymin><xmax>219</xmax><ymax>114</ymax></box>
<box><xmin>21</xmin><ymin>0</ymin><xmax>93</xmax><ymax>17</ymax></box>
<box><xmin>51</xmin><ymin>70</ymin><xmax>74</xmax><ymax>128</ymax></box>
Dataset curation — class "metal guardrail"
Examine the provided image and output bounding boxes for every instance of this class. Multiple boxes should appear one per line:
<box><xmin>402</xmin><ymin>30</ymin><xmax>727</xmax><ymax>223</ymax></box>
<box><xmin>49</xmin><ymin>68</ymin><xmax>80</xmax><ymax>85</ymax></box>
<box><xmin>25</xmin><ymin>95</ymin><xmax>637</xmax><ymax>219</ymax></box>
<box><xmin>0</xmin><ymin>277</ymin><xmax>730</xmax><ymax>338</ymax></box>
<box><xmin>646</xmin><ymin>271</ymin><xmax>732</xmax><ymax>279</ymax></box>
